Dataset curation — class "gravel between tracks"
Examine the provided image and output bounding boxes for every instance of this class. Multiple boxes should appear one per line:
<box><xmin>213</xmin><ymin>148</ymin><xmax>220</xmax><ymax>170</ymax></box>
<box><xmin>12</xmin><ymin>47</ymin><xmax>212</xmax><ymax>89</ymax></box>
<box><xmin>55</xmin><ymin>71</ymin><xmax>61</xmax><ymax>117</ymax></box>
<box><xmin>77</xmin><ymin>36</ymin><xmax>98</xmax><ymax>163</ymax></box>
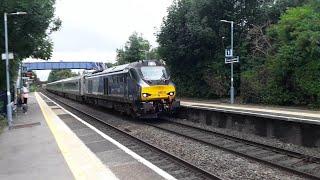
<box><xmin>50</xmin><ymin>95</ymin><xmax>306</xmax><ymax>180</ymax></box>
<box><xmin>167</xmin><ymin>118</ymin><xmax>320</xmax><ymax>159</ymax></box>
<box><xmin>130</xmin><ymin>126</ymin><xmax>305</xmax><ymax>180</ymax></box>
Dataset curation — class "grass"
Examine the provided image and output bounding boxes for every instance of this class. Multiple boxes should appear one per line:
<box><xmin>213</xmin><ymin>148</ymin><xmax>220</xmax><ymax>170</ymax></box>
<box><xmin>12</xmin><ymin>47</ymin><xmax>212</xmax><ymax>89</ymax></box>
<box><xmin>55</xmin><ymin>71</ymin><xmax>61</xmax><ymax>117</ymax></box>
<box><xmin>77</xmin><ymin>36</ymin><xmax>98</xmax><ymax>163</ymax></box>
<box><xmin>29</xmin><ymin>84</ymin><xmax>38</xmax><ymax>92</ymax></box>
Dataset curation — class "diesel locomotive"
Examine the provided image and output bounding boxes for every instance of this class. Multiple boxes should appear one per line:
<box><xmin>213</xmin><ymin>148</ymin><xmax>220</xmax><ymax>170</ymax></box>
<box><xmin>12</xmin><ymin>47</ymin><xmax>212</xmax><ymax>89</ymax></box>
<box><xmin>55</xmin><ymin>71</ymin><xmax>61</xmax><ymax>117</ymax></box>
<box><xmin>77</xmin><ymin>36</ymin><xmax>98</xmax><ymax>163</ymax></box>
<box><xmin>46</xmin><ymin>60</ymin><xmax>180</xmax><ymax>118</ymax></box>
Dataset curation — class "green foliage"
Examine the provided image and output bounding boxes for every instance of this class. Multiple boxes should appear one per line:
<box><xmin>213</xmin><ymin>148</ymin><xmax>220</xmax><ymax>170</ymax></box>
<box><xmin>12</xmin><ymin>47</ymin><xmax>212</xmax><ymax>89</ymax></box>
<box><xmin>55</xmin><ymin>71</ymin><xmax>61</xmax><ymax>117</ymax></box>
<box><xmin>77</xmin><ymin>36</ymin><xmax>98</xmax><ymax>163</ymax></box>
<box><xmin>158</xmin><ymin>0</ymin><xmax>271</xmax><ymax>98</ymax></box>
<box><xmin>0</xmin><ymin>0</ymin><xmax>61</xmax><ymax>90</ymax></box>
<box><xmin>116</xmin><ymin>32</ymin><xmax>151</xmax><ymax>65</ymax></box>
<box><xmin>158</xmin><ymin>0</ymin><xmax>318</xmax><ymax>107</ymax></box>
<box><xmin>266</xmin><ymin>4</ymin><xmax>320</xmax><ymax>106</ymax></box>
<box><xmin>240</xmin><ymin>1</ymin><xmax>320</xmax><ymax>107</ymax></box>
<box><xmin>105</xmin><ymin>62</ymin><xmax>115</xmax><ymax>68</ymax></box>
<box><xmin>47</xmin><ymin>70</ymin><xmax>77</xmax><ymax>83</ymax></box>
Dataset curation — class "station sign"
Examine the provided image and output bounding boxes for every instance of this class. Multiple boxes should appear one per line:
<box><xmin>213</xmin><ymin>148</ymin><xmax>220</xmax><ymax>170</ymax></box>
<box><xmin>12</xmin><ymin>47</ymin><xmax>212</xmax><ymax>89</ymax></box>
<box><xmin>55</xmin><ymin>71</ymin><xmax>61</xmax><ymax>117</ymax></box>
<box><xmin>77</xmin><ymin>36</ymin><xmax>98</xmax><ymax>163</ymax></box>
<box><xmin>225</xmin><ymin>48</ymin><xmax>233</xmax><ymax>58</ymax></box>
<box><xmin>225</xmin><ymin>56</ymin><xmax>239</xmax><ymax>64</ymax></box>
<box><xmin>2</xmin><ymin>53</ymin><xmax>14</xmax><ymax>60</ymax></box>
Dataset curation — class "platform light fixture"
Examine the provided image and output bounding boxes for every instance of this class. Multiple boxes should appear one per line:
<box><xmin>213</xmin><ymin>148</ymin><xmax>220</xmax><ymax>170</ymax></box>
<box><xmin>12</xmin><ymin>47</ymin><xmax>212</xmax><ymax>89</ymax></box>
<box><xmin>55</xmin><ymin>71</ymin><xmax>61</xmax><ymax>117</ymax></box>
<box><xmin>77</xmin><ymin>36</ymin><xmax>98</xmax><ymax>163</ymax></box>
<box><xmin>220</xmin><ymin>19</ymin><xmax>236</xmax><ymax>104</ymax></box>
<box><xmin>4</xmin><ymin>11</ymin><xmax>27</xmax><ymax>128</ymax></box>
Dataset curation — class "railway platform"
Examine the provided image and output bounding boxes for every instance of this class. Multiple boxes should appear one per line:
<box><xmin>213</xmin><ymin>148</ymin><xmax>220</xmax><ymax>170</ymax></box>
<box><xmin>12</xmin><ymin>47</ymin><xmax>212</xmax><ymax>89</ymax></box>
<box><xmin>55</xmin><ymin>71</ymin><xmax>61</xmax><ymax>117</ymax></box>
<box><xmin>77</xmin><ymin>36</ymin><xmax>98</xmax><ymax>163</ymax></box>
<box><xmin>0</xmin><ymin>92</ymin><xmax>174</xmax><ymax>180</ymax></box>
<box><xmin>178</xmin><ymin>99</ymin><xmax>320</xmax><ymax>147</ymax></box>
<box><xmin>180</xmin><ymin>99</ymin><xmax>320</xmax><ymax>124</ymax></box>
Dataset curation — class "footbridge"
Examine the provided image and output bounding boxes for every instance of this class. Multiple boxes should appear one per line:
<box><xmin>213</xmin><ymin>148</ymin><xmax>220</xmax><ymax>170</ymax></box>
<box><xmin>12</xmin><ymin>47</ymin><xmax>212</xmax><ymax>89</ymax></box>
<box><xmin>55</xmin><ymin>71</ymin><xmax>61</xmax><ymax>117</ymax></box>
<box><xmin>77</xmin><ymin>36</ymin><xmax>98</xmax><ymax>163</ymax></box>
<box><xmin>22</xmin><ymin>61</ymin><xmax>105</xmax><ymax>71</ymax></box>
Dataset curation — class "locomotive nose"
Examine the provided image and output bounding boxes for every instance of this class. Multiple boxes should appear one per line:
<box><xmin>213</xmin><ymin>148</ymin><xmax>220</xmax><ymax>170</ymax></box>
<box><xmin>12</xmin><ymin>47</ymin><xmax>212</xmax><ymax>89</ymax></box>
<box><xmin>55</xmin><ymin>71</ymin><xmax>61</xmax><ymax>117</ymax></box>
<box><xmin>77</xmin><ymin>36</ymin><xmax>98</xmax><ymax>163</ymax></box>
<box><xmin>141</xmin><ymin>85</ymin><xmax>176</xmax><ymax>101</ymax></box>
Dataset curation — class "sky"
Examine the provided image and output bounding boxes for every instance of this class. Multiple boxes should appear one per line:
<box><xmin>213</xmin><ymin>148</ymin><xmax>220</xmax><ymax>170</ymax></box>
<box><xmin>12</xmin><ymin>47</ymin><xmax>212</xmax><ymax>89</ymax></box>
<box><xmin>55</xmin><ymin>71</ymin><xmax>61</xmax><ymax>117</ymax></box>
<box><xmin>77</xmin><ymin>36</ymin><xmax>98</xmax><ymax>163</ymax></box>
<box><xmin>32</xmin><ymin>0</ymin><xmax>174</xmax><ymax>81</ymax></box>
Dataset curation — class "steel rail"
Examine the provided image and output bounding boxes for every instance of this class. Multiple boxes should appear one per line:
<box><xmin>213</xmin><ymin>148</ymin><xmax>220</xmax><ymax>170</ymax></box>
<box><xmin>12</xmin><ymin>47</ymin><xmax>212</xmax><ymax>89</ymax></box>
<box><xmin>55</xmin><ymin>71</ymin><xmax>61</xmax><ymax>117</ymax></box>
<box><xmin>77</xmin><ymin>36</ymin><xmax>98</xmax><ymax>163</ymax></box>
<box><xmin>162</xmin><ymin>117</ymin><xmax>320</xmax><ymax>162</ymax></box>
<box><xmin>147</xmin><ymin>118</ymin><xmax>320</xmax><ymax>180</ymax></box>
<box><xmin>42</xmin><ymin>91</ymin><xmax>222</xmax><ymax>180</ymax></box>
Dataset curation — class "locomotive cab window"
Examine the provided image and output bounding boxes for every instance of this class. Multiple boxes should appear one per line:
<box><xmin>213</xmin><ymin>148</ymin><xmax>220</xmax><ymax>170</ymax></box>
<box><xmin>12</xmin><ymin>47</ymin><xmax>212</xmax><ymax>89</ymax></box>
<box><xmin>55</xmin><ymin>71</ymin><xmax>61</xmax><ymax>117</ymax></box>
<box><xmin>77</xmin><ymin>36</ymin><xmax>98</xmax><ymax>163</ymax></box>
<box><xmin>140</xmin><ymin>66</ymin><xmax>169</xmax><ymax>80</ymax></box>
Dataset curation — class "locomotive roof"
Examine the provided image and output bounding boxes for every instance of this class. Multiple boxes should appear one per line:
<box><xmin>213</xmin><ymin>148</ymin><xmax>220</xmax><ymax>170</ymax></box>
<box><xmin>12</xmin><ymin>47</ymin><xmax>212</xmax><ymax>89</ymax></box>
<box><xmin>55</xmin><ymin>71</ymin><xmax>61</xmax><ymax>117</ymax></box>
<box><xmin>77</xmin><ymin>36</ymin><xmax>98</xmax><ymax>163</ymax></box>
<box><xmin>85</xmin><ymin>60</ymin><xmax>164</xmax><ymax>77</ymax></box>
<box><xmin>47</xmin><ymin>60</ymin><xmax>166</xmax><ymax>83</ymax></box>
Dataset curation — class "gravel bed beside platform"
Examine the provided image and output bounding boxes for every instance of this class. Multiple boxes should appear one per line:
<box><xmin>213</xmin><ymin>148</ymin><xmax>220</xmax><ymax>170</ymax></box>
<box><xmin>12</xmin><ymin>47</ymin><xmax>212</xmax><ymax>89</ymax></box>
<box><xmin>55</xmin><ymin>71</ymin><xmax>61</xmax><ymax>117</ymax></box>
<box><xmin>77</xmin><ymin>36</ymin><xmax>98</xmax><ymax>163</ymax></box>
<box><xmin>167</xmin><ymin>118</ymin><xmax>320</xmax><ymax>159</ymax></box>
<box><xmin>131</xmin><ymin>126</ymin><xmax>305</xmax><ymax>180</ymax></box>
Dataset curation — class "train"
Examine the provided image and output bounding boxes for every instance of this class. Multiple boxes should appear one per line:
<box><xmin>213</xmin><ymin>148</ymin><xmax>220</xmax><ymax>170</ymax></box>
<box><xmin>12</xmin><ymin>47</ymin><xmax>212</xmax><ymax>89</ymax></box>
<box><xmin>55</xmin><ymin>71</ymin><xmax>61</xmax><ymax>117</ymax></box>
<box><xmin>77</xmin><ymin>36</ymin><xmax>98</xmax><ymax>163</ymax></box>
<box><xmin>46</xmin><ymin>60</ymin><xmax>180</xmax><ymax>118</ymax></box>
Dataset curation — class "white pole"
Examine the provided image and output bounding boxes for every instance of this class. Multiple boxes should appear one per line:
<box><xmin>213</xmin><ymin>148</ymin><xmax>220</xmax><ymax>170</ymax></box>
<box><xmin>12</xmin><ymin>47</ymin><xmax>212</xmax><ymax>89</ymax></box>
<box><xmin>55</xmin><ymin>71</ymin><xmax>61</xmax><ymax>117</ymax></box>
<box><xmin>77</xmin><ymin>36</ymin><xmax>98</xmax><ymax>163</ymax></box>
<box><xmin>4</xmin><ymin>13</ymin><xmax>13</xmax><ymax>127</ymax></box>
<box><xmin>230</xmin><ymin>21</ymin><xmax>234</xmax><ymax>104</ymax></box>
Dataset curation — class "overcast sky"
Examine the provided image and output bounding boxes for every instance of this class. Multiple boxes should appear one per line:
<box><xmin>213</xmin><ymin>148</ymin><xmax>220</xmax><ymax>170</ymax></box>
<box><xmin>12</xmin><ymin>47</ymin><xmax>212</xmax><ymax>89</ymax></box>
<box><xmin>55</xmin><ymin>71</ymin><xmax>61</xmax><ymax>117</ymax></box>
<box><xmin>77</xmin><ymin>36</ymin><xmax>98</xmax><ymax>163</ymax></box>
<box><xmin>33</xmin><ymin>0</ymin><xmax>173</xmax><ymax>80</ymax></box>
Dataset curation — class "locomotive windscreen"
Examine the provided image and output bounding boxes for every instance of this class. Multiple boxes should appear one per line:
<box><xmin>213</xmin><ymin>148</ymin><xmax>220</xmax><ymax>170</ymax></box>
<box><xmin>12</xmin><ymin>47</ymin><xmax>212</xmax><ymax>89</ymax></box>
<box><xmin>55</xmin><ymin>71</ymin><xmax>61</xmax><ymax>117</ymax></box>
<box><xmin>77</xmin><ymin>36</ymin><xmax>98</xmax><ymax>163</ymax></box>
<box><xmin>140</xmin><ymin>66</ymin><xmax>169</xmax><ymax>80</ymax></box>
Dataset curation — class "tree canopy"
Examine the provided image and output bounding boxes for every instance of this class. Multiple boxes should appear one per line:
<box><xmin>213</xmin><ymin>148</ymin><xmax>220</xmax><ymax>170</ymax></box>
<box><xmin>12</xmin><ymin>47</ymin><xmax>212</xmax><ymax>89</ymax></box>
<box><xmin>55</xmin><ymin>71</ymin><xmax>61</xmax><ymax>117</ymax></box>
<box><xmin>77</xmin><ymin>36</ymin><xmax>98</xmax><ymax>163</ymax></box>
<box><xmin>47</xmin><ymin>69</ymin><xmax>77</xmax><ymax>83</ymax></box>
<box><xmin>242</xmin><ymin>2</ymin><xmax>320</xmax><ymax>106</ymax></box>
<box><xmin>0</xmin><ymin>0</ymin><xmax>61</xmax><ymax>90</ymax></box>
<box><xmin>158</xmin><ymin>0</ymin><xmax>318</xmax><ymax>107</ymax></box>
<box><xmin>116</xmin><ymin>32</ymin><xmax>159</xmax><ymax>65</ymax></box>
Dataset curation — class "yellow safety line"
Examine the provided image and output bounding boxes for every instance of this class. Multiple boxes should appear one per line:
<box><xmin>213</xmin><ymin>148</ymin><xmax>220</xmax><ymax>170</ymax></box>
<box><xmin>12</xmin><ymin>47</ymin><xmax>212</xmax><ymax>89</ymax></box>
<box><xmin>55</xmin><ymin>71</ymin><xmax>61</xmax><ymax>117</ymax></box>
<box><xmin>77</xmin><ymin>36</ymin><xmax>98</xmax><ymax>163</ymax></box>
<box><xmin>35</xmin><ymin>92</ymin><xmax>118</xmax><ymax>180</ymax></box>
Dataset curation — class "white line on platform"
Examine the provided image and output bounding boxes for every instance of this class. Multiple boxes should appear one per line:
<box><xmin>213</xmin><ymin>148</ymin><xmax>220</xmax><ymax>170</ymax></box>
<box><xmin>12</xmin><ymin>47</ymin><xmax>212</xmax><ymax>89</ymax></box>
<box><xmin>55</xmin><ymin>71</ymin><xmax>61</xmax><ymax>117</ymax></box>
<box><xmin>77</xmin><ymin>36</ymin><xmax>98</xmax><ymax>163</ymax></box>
<box><xmin>40</xmin><ymin>92</ymin><xmax>177</xmax><ymax>180</ymax></box>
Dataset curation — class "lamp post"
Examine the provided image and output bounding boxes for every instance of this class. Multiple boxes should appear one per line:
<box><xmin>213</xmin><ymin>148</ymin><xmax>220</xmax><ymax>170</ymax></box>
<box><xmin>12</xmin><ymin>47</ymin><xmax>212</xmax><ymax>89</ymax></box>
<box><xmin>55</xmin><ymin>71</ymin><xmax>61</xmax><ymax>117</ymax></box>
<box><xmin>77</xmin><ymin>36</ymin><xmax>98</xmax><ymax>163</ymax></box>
<box><xmin>4</xmin><ymin>12</ymin><xmax>27</xmax><ymax>127</ymax></box>
<box><xmin>220</xmin><ymin>19</ymin><xmax>235</xmax><ymax>104</ymax></box>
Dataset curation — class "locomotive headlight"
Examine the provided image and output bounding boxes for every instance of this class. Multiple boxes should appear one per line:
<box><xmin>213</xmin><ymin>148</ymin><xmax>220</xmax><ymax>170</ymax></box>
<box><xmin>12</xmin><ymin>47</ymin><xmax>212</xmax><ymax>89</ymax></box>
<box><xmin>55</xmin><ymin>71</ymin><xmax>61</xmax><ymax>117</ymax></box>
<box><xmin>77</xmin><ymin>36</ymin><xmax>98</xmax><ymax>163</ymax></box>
<box><xmin>168</xmin><ymin>92</ymin><xmax>175</xmax><ymax>96</ymax></box>
<box><xmin>142</xmin><ymin>93</ymin><xmax>150</xmax><ymax>98</ymax></box>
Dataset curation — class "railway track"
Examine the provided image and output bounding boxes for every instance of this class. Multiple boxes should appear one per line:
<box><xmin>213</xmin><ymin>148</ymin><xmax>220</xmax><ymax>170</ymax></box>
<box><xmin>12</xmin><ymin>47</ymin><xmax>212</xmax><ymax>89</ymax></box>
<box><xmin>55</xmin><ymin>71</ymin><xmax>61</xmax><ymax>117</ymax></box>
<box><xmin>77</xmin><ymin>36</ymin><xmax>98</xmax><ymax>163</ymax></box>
<box><xmin>147</xmin><ymin>119</ymin><xmax>320</xmax><ymax>179</ymax></box>
<box><xmin>41</xmin><ymin>92</ymin><xmax>222</xmax><ymax>180</ymax></box>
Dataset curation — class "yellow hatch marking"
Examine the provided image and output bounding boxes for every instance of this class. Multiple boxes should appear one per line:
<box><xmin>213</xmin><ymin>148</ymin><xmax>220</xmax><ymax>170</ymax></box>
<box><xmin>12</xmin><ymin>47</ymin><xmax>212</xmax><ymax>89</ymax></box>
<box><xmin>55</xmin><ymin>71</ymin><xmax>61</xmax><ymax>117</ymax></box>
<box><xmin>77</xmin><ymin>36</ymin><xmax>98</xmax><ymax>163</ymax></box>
<box><xmin>35</xmin><ymin>92</ymin><xmax>118</xmax><ymax>180</ymax></box>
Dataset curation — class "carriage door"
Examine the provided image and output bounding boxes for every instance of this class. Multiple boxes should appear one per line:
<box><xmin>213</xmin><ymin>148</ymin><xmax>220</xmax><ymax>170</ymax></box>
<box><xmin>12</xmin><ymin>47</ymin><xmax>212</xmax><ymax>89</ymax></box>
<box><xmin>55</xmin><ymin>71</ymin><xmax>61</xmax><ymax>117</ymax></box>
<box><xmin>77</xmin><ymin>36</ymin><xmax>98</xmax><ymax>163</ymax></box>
<box><xmin>104</xmin><ymin>78</ymin><xmax>108</xmax><ymax>95</ymax></box>
<box><xmin>124</xmin><ymin>74</ymin><xmax>128</xmax><ymax>98</ymax></box>
<box><xmin>88</xmin><ymin>80</ymin><xmax>93</xmax><ymax>94</ymax></box>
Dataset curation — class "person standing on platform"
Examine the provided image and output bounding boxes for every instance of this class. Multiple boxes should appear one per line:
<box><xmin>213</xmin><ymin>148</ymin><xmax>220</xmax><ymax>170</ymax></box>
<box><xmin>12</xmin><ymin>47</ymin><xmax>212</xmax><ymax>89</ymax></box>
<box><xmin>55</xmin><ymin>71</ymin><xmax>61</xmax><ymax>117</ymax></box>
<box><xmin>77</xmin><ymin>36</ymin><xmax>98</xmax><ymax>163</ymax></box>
<box><xmin>21</xmin><ymin>83</ymin><xmax>29</xmax><ymax>113</ymax></box>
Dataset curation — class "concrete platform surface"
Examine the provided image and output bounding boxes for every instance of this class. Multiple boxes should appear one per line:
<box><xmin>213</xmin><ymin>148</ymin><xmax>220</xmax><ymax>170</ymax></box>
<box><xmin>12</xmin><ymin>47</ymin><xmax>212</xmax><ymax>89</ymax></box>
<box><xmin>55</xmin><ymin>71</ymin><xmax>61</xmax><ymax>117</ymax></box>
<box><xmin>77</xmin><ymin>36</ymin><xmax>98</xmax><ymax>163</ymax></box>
<box><xmin>0</xmin><ymin>94</ymin><xmax>74</xmax><ymax>180</ymax></box>
<box><xmin>0</xmin><ymin>92</ymin><xmax>175</xmax><ymax>180</ymax></box>
<box><xmin>180</xmin><ymin>99</ymin><xmax>320</xmax><ymax>125</ymax></box>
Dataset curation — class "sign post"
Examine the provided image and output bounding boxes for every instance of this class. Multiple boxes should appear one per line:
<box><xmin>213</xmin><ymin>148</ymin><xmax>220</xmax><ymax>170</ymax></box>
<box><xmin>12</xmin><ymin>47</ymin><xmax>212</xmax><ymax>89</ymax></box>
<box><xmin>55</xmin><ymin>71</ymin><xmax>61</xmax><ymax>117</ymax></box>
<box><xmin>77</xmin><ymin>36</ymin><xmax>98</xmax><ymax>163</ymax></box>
<box><xmin>221</xmin><ymin>20</ymin><xmax>239</xmax><ymax>104</ymax></box>
<box><xmin>2</xmin><ymin>53</ymin><xmax>14</xmax><ymax>60</ymax></box>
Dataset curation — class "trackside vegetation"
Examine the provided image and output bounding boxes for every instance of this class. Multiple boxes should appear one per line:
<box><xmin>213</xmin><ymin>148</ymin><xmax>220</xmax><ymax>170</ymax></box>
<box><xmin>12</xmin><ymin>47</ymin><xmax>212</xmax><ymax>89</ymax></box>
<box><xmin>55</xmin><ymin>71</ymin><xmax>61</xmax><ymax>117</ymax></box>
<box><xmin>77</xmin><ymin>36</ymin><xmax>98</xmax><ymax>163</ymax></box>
<box><xmin>157</xmin><ymin>0</ymin><xmax>320</xmax><ymax>107</ymax></box>
<box><xmin>0</xmin><ymin>0</ymin><xmax>61</xmax><ymax>91</ymax></box>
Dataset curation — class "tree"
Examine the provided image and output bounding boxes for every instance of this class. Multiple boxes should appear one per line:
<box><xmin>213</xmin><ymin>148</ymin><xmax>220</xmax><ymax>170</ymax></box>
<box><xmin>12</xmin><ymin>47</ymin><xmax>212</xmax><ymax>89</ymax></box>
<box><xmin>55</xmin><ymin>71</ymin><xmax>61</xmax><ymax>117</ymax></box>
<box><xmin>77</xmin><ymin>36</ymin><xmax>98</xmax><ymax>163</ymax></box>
<box><xmin>266</xmin><ymin>3</ymin><xmax>320</xmax><ymax>106</ymax></box>
<box><xmin>0</xmin><ymin>0</ymin><xmax>61</xmax><ymax>90</ymax></box>
<box><xmin>158</xmin><ymin>0</ymin><xmax>309</xmax><ymax>99</ymax></box>
<box><xmin>47</xmin><ymin>70</ymin><xmax>77</xmax><ymax>83</ymax></box>
<box><xmin>157</xmin><ymin>0</ymin><xmax>266</xmax><ymax>97</ymax></box>
<box><xmin>116</xmin><ymin>32</ymin><xmax>150</xmax><ymax>65</ymax></box>
<box><xmin>105</xmin><ymin>62</ymin><xmax>115</xmax><ymax>68</ymax></box>
<box><xmin>240</xmin><ymin>1</ymin><xmax>320</xmax><ymax>107</ymax></box>
<box><xmin>148</xmin><ymin>47</ymin><xmax>161</xmax><ymax>60</ymax></box>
